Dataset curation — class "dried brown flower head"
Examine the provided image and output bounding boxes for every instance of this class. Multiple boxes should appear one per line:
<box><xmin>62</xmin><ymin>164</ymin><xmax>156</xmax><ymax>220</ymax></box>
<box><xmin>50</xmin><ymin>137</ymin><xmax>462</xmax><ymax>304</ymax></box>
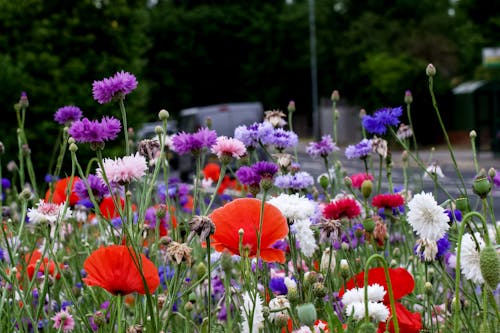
<box><xmin>317</xmin><ymin>218</ymin><xmax>342</xmax><ymax>243</ymax></box>
<box><xmin>188</xmin><ymin>215</ymin><xmax>216</xmax><ymax>241</ymax></box>
<box><xmin>264</xmin><ymin>109</ymin><xmax>287</xmax><ymax>127</ymax></box>
<box><xmin>166</xmin><ymin>241</ymin><xmax>192</xmax><ymax>265</ymax></box>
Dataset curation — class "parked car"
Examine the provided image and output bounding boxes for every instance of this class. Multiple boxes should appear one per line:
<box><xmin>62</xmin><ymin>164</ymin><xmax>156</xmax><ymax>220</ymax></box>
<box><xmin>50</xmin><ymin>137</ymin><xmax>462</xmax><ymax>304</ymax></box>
<box><xmin>177</xmin><ymin>102</ymin><xmax>264</xmax><ymax>180</ymax></box>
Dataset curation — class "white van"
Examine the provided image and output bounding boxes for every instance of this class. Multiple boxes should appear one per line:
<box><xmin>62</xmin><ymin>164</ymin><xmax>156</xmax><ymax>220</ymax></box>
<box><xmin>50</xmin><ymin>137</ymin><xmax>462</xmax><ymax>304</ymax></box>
<box><xmin>178</xmin><ymin>102</ymin><xmax>264</xmax><ymax>180</ymax></box>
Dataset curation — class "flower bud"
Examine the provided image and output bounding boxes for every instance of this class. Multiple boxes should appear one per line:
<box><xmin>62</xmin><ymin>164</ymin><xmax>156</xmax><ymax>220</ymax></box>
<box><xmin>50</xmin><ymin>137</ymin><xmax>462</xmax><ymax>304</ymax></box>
<box><xmin>158</xmin><ymin>109</ymin><xmax>169</xmax><ymax>120</ymax></box>
<box><xmin>363</xmin><ymin>218</ymin><xmax>375</xmax><ymax>233</ymax></box>
<box><xmin>479</xmin><ymin>244</ymin><xmax>500</xmax><ymax>290</ymax></box>
<box><xmin>67</xmin><ymin>137</ymin><xmax>75</xmax><ymax>144</ymax></box>
<box><xmin>404</xmin><ymin>90</ymin><xmax>413</xmax><ymax>104</ymax></box>
<box><xmin>469</xmin><ymin>130</ymin><xmax>477</xmax><ymax>138</ymax></box>
<box><xmin>331</xmin><ymin>90</ymin><xmax>340</xmax><ymax>102</ymax></box>
<box><xmin>303</xmin><ymin>271</ymin><xmax>318</xmax><ymax>288</ymax></box>
<box><xmin>343</xmin><ymin>176</ymin><xmax>352</xmax><ymax>188</ymax></box>
<box><xmin>287</xmin><ymin>288</ymin><xmax>299</xmax><ymax>304</ymax></box>
<box><xmin>425</xmin><ymin>281</ymin><xmax>433</xmax><ymax>295</ymax></box>
<box><xmin>361</xmin><ymin>179</ymin><xmax>372</xmax><ymax>199</ymax></box>
<box><xmin>184</xmin><ymin>301</ymin><xmax>194</xmax><ymax>313</ymax></box>
<box><xmin>319</xmin><ymin>174</ymin><xmax>330</xmax><ymax>190</ymax></box>
<box><xmin>312</xmin><ymin>282</ymin><xmax>327</xmax><ymax>298</ymax></box>
<box><xmin>19</xmin><ymin>188</ymin><xmax>32</xmax><ymax>200</ymax></box>
<box><xmin>155</xmin><ymin>126</ymin><xmax>164</xmax><ymax>135</ymax></box>
<box><xmin>359</xmin><ymin>109</ymin><xmax>366</xmax><ymax>119</ymax></box>
<box><xmin>426</xmin><ymin>63</ymin><xmax>436</xmax><ymax>77</ymax></box>
<box><xmin>455</xmin><ymin>196</ymin><xmax>470</xmax><ymax>213</ymax></box>
<box><xmin>296</xmin><ymin>303</ymin><xmax>317</xmax><ymax>326</ymax></box>
<box><xmin>340</xmin><ymin>259</ymin><xmax>349</xmax><ymax>278</ymax></box>
<box><xmin>320</xmin><ymin>248</ymin><xmax>336</xmax><ymax>274</ymax></box>
<box><xmin>93</xmin><ymin>311</ymin><xmax>106</xmax><ymax>327</ymax></box>
<box><xmin>488</xmin><ymin>168</ymin><xmax>496</xmax><ymax>179</ymax></box>
<box><xmin>472</xmin><ymin>176</ymin><xmax>491</xmax><ymax>199</ymax></box>
<box><xmin>287</xmin><ymin>101</ymin><xmax>296</xmax><ymax>113</ymax></box>
<box><xmin>195</xmin><ymin>262</ymin><xmax>207</xmax><ymax>280</ymax></box>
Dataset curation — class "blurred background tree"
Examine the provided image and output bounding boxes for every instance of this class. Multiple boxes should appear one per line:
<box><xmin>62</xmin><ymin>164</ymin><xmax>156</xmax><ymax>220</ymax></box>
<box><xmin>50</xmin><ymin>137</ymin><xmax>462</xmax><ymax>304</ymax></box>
<box><xmin>0</xmin><ymin>0</ymin><xmax>498</xmax><ymax>181</ymax></box>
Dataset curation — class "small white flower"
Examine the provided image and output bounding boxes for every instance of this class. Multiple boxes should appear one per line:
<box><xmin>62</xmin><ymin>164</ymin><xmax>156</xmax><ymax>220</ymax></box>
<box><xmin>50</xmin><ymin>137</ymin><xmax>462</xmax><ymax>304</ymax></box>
<box><xmin>320</xmin><ymin>248</ymin><xmax>336</xmax><ymax>273</ymax></box>
<box><xmin>240</xmin><ymin>291</ymin><xmax>264</xmax><ymax>333</ymax></box>
<box><xmin>268</xmin><ymin>193</ymin><xmax>317</xmax><ymax>222</ymax></box>
<box><xmin>344</xmin><ymin>302</ymin><xmax>390</xmax><ymax>322</ymax></box>
<box><xmin>457</xmin><ymin>233</ymin><xmax>485</xmax><ymax>284</ymax></box>
<box><xmin>284</xmin><ymin>277</ymin><xmax>297</xmax><ymax>291</ymax></box>
<box><xmin>424</xmin><ymin>163</ymin><xmax>445</xmax><ymax>179</ymax></box>
<box><xmin>415</xmin><ymin>238</ymin><xmax>438</xmax><ymax>262</ymax></box>
<box><xmin>27</xmin><ymin>200</ymin><xmax>72</xmax><ymax>224</ymax></box>
<box><xmin>407</xmin><ymin>192</ymin><xmax>449</xmax><ymax>241</ymax></box>
<box><xmin>342</xmin><ymin>284</ymin><xmax>386</xmax><ymax>305</ymax></box>
<box><xmin>268</xmin><ymin>296</ymin><xmax>291</xmax><ymax>323</ymax></box>
<box><xmin>292</xmin><ymin>218</ymin><xmax>317</xmax><ymax>258</ymax></box>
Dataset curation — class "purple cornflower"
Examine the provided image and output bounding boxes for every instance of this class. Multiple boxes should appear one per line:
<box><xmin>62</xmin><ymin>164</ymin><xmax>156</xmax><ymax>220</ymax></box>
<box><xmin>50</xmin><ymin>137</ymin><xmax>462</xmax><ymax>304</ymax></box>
<box><xmin>172</xmin><ymin>127</ymin><xmax>217</xmax><ymax>155</ymax></box>
<box><xmin>234</xmin><ymin>122</ymin><xmax>274</xmax><ymax>147</ymax></box>
<box><xmin>270</xmin><ymin>128</ymin><xmax>298</xmax><ymax>150</ymax></box>
<box><xmin>274</xmin><ymin>172</ymin><xmax>314</xmax><ymax>190</ymax></box>
<box><xmin>306</xmin><ymin>135</ymin><xmax>339</xmax><ymax>158</ymax></box>
<box><xmin>362</xmin><ymin>106</ymin><xmax>403</xmax><ymax>135</ymax></box>
<box><xmin>158</xmin><ymin>265</ymin><xmax>174</xmax><ymax>289</ymax></box>
<box><xmin>445</xmin><ymin>209</ymin><xmax>462</xmax><ymax>223</ymax></box>
<box><xmin>54</xmin><ymin>106</ymin><xmax>82</xmax><ymax>125</ymax></box>
<box><xmin>436</xmin><ymin>235</ymin><xmax>450</xmax><ymax>259</ymax></box>
<box><xmin>252</xmin><ymin>161</ymin><xmax>278</xmax><ymax>178</ymax></box>
<box><xmin>68</xmin><ymin>116</ymin><xmax>121</xmax><ymax>144</ymax></box>
<box><xmin>269</xmin><ymin>277</ymin><xmax>288</xmax><ymax>295</ymax></box>
<box><xmin>345</xmin><ymin>138</ymin><xmax>372</xmax><ymax>159</ymax></box>
<box><xmin>236</xmin><ymin>166</ymin><xmax>260</xmax><ymax>186</ymax></box>
<box><xmin>493</xmin><ymin>170</ymin><xmax>500</xmax><ymax>187</ymax></box>
<box><xmin>74</xmin><ymin>175</ymin><xmax>108</xmax><ymax>201</ymax></box>
<box><xmin>1</xmin><ymin>178</ymin><xmax>11</xmax><ymax>189</ymax></box>
<box><xmin>92</xmin><ymin>71</ymin><xmax>138</xmax><ymax>104</ymax></box>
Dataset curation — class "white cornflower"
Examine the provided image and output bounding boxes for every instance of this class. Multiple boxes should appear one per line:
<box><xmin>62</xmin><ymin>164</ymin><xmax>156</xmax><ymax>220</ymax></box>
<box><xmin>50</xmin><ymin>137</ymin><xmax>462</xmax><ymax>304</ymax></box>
<box><xmin>415</xmin><ymin>238</ymin><xmax>438</xmax><ymax>262</ymax></box>
<box><xmin>320</xmin><ymin>248</ymin><xmax>336</xmax><ymax>274</ymax></box>
<box><xmin>27</xmin><ymin>200</ymin><xmax>72</xmax><ymax>224</ymax></box>
<box><xmin>268</xmin><ymin>193</ymin><xmax>316</xmax><ymax>222</ymax></box>
<box><xmin>342</xmin><ymin>284</ymin><xmax>389</xmax><ymax>322</ymax></box>
<box><xmin>240</xmin><ymin>291</ymin><xmax>264</xmax><ymax>333</ymax></box>
<box><xmin>268</xmin><ymin>296</ymin><xmax>291</xmax><ymax>323</ymax></box>
<box><xmin>284</xmin><ymin>277</ymin><xmax>297</xmax><ymax>291</ymax></box>
<box><xmin>424</xmin><ymin>163</ymin><xmax>445</xmax><ymax>179</ymax></box>
<box><xmin>407</xmin><ymin>192</ymin><xmax>449</xmax><ymax>241</ymax></box>
<box><xmin>457</xmin><ymin>233</ymin><xmax>485</xmax><ymax>284</ymax></box>
<box><xmin>292</xmin><ymin>219</ymin><xmax>317</xmax><ymax>257</ymax></box>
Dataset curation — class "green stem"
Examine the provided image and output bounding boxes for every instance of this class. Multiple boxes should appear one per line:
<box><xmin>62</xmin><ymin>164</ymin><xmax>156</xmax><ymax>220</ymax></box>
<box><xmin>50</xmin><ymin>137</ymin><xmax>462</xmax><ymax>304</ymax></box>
<box><xmin>119</xmin><ymin>99</ymin><xmax>130</xmax><ymax>155</ymax></box>
<box><xmin>377</xmin><ymin>155</ymin><xmax>382</xmax><ymax>194</ymax></box>
<box><xmin>204</xmin><ymin>163</ymin><xmax>227</xmax><ymax>215</ymax></box>
<box><xmin>207</xmin><ymin>237</ymin><xmax>212</xmax><ymax>333</ymax></box>
<box><xmin>470</xmin><ymin>134</ymin><xmax>479</xmax><ymax>174</ymax></box>
<box><xmin>288</xmin><ymin>110</ymin><xmax>299</xmax><ymax>163</ymax></box>
<box><xmin>405</xmin><ymin>102</ymin><xmax>419</xmax><ymax>160</ymax></box>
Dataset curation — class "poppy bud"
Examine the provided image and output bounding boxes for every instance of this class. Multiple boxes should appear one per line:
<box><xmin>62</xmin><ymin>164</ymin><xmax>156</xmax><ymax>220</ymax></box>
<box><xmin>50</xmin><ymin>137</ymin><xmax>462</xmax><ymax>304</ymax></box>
<box><xmin>331</xmin><ymin>90</ymin><xmax>340</xmax><ymax>102</ymax></box>
<box><xmin>358</xmin><ymin>322</ymin><xmax>377</xmax><ymax>333</ymax></box>
<box><xmin>472</xmin><ymin>176</ymin><xmax>491</xmax><ymax>199</ymax></box>
<box><xmin>404</xmin><ymin>90</ymin><xmax>413</xmax><ymax>104</ymax></box>
<box><xmin>363</xmin><ymin>218</ymin><xmax>375</xmax><ymax>233</ymax></box>
<box><xmin>479</xmin><ymin>244</ymin><xmax>500</xmax><ymax>290</ymax></box>
<box><xmin>455</xmin><ymin>196</ymin><xmax>470</xmax><ymax>213</ymax></box>
<box><xmin>155</xmin><ymin>125</ymin><xmax>164</xmax><ymax>135</ymax></box>
<box><xmin>220</xmin><ymin>251</ymin><xmax>233</xmax><ymax>273</ymax></box>
<box><xmin>361</xmin><ymin>179</ymin><xmax>373</xmax><ymax>199</ymax></box>
<box><xmin>426</xmin><ymin>63</ymin><xmax>436</xmax><ymax>77</ymax></box>
<box><xmin>296</xmin><ymin>303</ymin><xmax>317</xmax><ymax>326</ymax></box>
<box><xmin>158</xmin><ymin>109</ymin><xmax>169</xmax><ymax>120</ymax></box>
<box><xmin>287</xmin><ymin>101</ymin><xmax>296</xmax><ymax>113</ymax></box>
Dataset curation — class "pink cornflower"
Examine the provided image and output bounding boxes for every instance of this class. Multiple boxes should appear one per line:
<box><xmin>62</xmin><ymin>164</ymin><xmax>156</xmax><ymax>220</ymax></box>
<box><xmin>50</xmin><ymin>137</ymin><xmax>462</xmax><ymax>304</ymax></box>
<box><xmin>97</xmin><ymin>153</ymin><xmax>147</xmax><ymax>184</ymax></box>
<box><xmin>211</xmin><ymin>136</ymin><xmax>247</xmax><ymax>160</ymax></box>
<box><xmin>27</xmin><ymin>200</ymin><xmax>72</xmax><ymax>224</ymax></box>
<box><xmin>51</xmin><ymin>309</ymin><xmax>75</xmax><ymax>332</ymax></box>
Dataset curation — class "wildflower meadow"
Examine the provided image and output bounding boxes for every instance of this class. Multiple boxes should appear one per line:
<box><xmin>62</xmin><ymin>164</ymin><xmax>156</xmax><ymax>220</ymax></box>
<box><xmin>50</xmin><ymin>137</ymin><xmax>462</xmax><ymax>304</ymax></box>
<box><xmin>1</xmin><ymin>64</ymin><xmax>499</xmax><ymax>333</ymax></box>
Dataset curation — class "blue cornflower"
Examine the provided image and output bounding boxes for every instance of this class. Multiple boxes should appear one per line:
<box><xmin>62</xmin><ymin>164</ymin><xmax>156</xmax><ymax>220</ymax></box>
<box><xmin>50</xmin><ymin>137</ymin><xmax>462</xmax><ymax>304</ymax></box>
<box><xmin>269</xmin><ymin>277</ymin><xmax>288</xmax><ymax>295</ymax></box>
<box><xmin>362</xmin><ymin>106</ymin><xmax>403</xmax><ymax>135</ymax></box>
<box><xmin>158</xmin><ymin>265</ymin><xmax>175</xmax><ymax>289</ymax></box>
<box><xmin>306</xmin><ymin>135</ymin><xmax>339</xmax><ymax>158</ymax></box>
<box><xmin>345</xmin><ymin>139</ymin><xmax>373</xmax><ymax>159</ymax></box>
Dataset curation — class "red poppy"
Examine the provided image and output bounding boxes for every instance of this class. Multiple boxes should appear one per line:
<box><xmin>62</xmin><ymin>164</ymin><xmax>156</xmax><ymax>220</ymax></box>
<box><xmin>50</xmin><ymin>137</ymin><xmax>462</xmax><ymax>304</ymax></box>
<box><xmin>203</xmin><ymin>162</ymin><xmax>221</xmax><ymax>182</ymax></box>
<box><xmin>323</xmin><ymin>198</ymin><xmax>361</xmax><ymax>220</ymax></box>
<box><xmin>99</xmin><ymin>196</ymin><xmax>125</xmax><ymax>219</ymax></box>
<box><xmin>23</xmin><ymin>250</ymin><xmax>64</xmax><ymax>280</ymax></box>
<box><xmin>371</xmin><ymin>193</ymin><xmax>404</xmax><ymax>209</ymax></box>
<box><xmin>83</xmin><ymin>245</ymin><xmax>160</xmax><ymax>295</ymax></box>
<box><xmin>209</xmin><ymin>198</ymin><xmax>289</xmax><ymax>263</ymax></box>
<box><xmin>350</xmin><ymin>173</ymin><xmax>374</xmax><ymax>189</ymax></box>
<box><xmin>314</xmin><ymin>319</ymin><xmax>329</xmax><ymax>332</ymax></box>
<box><xmin>339</xmin><ymin>267</ymin><xmax>422</xmax><ymax>333</ymax></box>
<box><xmin>45</xmin><ymin>176</ymin><xmax>81</xmax><ymax>205</ymax></box>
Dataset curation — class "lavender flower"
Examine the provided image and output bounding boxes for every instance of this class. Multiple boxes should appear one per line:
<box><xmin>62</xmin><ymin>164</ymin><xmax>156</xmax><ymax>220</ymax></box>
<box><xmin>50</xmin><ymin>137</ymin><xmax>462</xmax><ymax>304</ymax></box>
<box><xmin>306</xmin><ymin>135</ymin><xmax>339</xmax><ymax>158</ymax></box>
<box><xmin>252</xmin><ymin>161</ymin><xmax>278</xmax><ymax>178</ymax></box>
<box><xmin>234</xmin><ymin>122</ymin><xmax>274</xmax><ymax>147</ymax></box>
<box><xmin>274</xmin><ymin>172</ymin><xmax>314</xmax><ymax>190</ymax></box>
<box><xmin>54</xmin><ymin>106</ymin><xmax>83</xmax><ymax>125</ymax></box>
<box><xmin>345</xmin><ymin>139</ymin><xmax>372</xmax><ymax>159</ymax></box>
<box><xmin>362</xmin><ymin>106</ymin><xmax>403</xmax><ymax>135</ymax></box>
<box><xmin>236</xmin><ymin>166</ymin><xmax>260</xmax><ymax>186</ymax></box>
<box><xmin>270</xmin><ymin>128</ymin><xmax>298</xmax><ymax>150</ymax></box>
<box><xmin>68</xmin><ymin>116</ymin><xmax>121</xmax><ymax>144</ymax></box>
<box><xmin>92</xmin><ymin>71</ymin><xmax>138</xmax><ymax>104</ymax></box>
<box><xmin>74</xmin><ymin>175</ymin><xmax>109</xmax><ymax>201</ymax></box>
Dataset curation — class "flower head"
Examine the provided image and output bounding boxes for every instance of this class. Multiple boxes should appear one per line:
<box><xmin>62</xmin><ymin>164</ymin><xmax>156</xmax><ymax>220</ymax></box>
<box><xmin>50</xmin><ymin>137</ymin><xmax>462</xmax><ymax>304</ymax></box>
<box><xmin>74</xmin><ymin>174</ymin><xmax>108</xmax><ymax>201</ymax></box>
<box><xmin>457</xmin><ymin>232</ymin><xmax>485</xmax><ymax>284</ymax></box>
<box><xmin>51</xmin><ymin>309</ymin><xmax>75</xmax><ymax>333</ymax></box>
<box><xmin>407</xmin><ymin>192</ymin><xmax>449</xmax><ymax>241</ymax></box>
<box><xmin>371</xmin><ymin>193</ymin><xmax>405</xmax><ymax>210</ymax></box>
<box><xmin>211</xmin><ymin>136</ymin><xmax>247</xmax><ymax>160</ymax></box>
<box><xmin>345</xmin><ymin>139</ymin><xmax>372</xmax><ymax>159</ymax></box>
<box><xmin>83</xmin><ymin>245</ymin><xmax>160</xmax><ymax>295</ymax></box>
<box><xmin>264</xmin><ymin>109</ymin><xmax>287</xmax><ymax>127</ymax></box>
<box><xmin>236</xmin><ymin>166</ymin><xmax>261</xmax><ymax>186</ymax></box>
<box><xmin>54</xmin><ymin>106</ymin><xmax>82</xmax><ymax>125</ymax></box>
<box><xmin>252</xmin><ymin>161</ymin><xmax>278</xmax><ymax>178</ymax></box>
<box><xmin>172</xmin><ymin>127</ymin><xmax>217</xmax><ymax>155</ymax></box>
<box><xmin>235</xmin><ymin>122</ymin><xmax>273</xmax><ymax>148</ymax></box>
<box><xmin>44</xmin><ymin>176</ymin><xmax>81</xmax><ymax>206</ymax></box>
<box><xmin>274</xmin><ymin>172</ymin><xmax>314</xmax><ymax>190</ymax></box>
<box><xmin>28</xmin><ymin>200</ymin><xmax>72</xmax><ymax>224</ymax></box>
<box><xmin>350</xmin><ymin>173</ymin><xmax>374</xmax><ymax>189</ymax></box>
<box><xmin>92</xmin><ymin>71</ymin><xmax>138</xmax><ymax>104</ymax></box>
<box><xmin>270</xmin><ymin>128</ymin><xmax>298</xmax><ymax>150</ymax></box>
<box><xmin>268</xmin><ymin>193</ymin><xmax>317</xmax><ymax>222</ymax></box>
<box><xmin>240</xmin><ymin>291</ymin><xmax>264</xmax><ymax>333</ymax></box>
<box><xmin>209</xmin><ymin>198</ymin><xmax>288</xmax><ymax>263</ymax></box>
<box><xmin>306</xmin><ymin>135</ymin><xmax>339</xmax><ymax>158</ymax></box>
<box><xmin>68</xmin><ymin>116</ymin><xmax>121</xmax><ymax>144</ymax></box>
<box><xmin>323</xmin><ymin>197</ymin><xmax>361</xmax><ymax>220</ymax></box>
<box><xmin>341</xmin><ymin>284</ymin><xmax>389</xmax><ymax>322</ymax></box>
<box><xmin>97</xmin><ymin>153</ymin><xmax>147</xmax><ymax>184</ymax></box>
<box><xmin>362</xmin><ymin>106</ymin><xmax>403</xmax><ymax>135</ymax></box>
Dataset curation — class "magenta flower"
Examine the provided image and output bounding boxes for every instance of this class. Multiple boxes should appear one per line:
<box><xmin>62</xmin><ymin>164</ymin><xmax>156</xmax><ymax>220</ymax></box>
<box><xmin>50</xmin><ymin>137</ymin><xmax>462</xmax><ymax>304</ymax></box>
<box><xmin>97</xmin><ymin>153</ymin><xmax>148</xmax><ymax>184</ymax></box>
<box><xmin>211</xmin><ymin>136</ymin><xmax>247</xmax><ymax>159</ymax></box>
<box><xmin>92</xmin><ymin>71</ymin><xmax>138</xmax><ymax>104</ymax></box>
<box><xmin>51</xmin><ymin>309</ymin><xmax>75</xmax><ymax>332</ymax></box>
<box><xmin>68</xmin><ymin>116</ymin><xmax>121</xmax><ymax>144</ymax></box>
<box><xmin>172</xmin><ymin>127</ymin><xmax>217</xmax><ymax>155</ymax></box>
<box><xmin>54</xmin><ymin>106</ymin><xmax>82</xmax><ymax>125</ymax></box>
<box><xmin>306</xmin><ymin>135</ymin><xmax>339</xmax><ymax>158</ymax></box>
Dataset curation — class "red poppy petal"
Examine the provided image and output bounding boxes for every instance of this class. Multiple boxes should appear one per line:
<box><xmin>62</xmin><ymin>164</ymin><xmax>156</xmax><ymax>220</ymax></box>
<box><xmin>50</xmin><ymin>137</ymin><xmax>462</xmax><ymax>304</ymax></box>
<box><xmin>378</xmin><ymin>302</ymin><xmax>422</xmax><ymax>333</ymax></box>
<box><xmin>260</xmin><ymin>248</ymin><xmax>286</xmax><ymax>263</ymax></box>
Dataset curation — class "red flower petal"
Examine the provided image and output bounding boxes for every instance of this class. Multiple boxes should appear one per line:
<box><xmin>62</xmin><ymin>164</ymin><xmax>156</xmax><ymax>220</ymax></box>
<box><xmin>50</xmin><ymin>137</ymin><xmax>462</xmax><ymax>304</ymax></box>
<box><xmin>83</xmin><ymin>245</ymin><xmax>160</xmax><ymax>295</ymax></box>
<box><xmin>378</xmin><ymin>302</ymin><xmax>422</xmax><ymax>333</ymax></box>
<box><xmin>45</xmin><ymin>176</ymin><xmax>81</xmax><ymax>205</ymax></box>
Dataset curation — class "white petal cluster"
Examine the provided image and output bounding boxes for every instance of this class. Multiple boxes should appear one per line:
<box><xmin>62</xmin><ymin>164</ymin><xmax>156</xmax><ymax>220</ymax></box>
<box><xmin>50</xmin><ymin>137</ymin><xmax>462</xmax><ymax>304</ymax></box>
<box><xmin>457</xmin><ymin>233</ymin><xmax>485</xmax><ymax>284</ymax></box>
<box><xmin>293</xmin><ymin>219</ymin><xmax>318</xmax><ymax>258</ymax></box>
<box><xmin>407</xmin><ymin>192</ymin><xmax>449</xmax><ymax>241</ymax></box>
<box><xmin>240</xmin><ymin>291</ymin><xmax>264</xmax><ymax>333</ymax></box>
<box><xmin>27</xmin><ymin>200</ymin><xmax>72</xmax><ymax>224</ymax></box>
<box><xmin>268</xmin><ymin>193</ymin><xmax>316</xmax><ymax>222</ymax></box>
<box><xmin>342</xmin><ymin>284</ymin><xmax>389</xmax><ymax>323</ymax></box>
<box><xmin>268</xmin><ymin>296</ymin><xmax>291</xmax><ymax>323</ymax></box>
